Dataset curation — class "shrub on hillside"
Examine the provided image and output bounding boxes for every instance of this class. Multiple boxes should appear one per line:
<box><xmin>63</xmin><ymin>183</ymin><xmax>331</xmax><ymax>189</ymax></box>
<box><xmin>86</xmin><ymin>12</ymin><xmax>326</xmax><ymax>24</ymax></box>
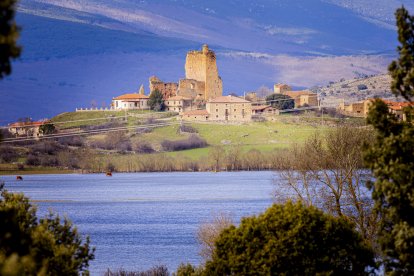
<box><xmin>358</xmin><ymin>84</ymin><xmax>368</xmax><ymax>91</ymax></box>
<box><xmin>0</xmin><ymin>146</ymin><xmax>18</xmax><ymax>163</ymax></box>
<box><xmin>25</xmin><ymin>154</ymin><xmax>40</xmax><ymax>166</ymax></box>
<box><xmin>30</xmin><ymin>141</ymin><xmax>63</xmax><ymax>155</ymax></box>
<box><xmin>133</xmin><ymin>141</ymin><xmax>155</xmax><ymax>154</ymax></box>
<box><xmin>161</xmin><ymin>135</ymin><xmax>207</xmax><ymax>151</ymax></box>
<box><xmin>56</xmin><ymin>136</ymin><xmax>84</xmax><ymax>147</ymax></box>
<box><xmin>178</xmin><ymin>124</ymin><xmax>198</xmax><ymax>134</ymax></box>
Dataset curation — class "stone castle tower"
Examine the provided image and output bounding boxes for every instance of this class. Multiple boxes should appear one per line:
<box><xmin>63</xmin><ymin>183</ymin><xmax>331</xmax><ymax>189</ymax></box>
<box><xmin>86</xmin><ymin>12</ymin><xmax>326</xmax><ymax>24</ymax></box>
<box><xmin>179</xmin><ymin>44</ymin><xmax>223</xmax><ymax>100</ymax></box>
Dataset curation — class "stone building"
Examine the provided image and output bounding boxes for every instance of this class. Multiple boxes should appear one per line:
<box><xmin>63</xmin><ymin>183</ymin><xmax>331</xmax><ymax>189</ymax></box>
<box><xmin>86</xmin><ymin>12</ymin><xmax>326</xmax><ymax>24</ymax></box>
<box><xmin>112</xmin><ymin>93</ymin><xmax>149</xmax><ymax>110</ymax></box>
<box><xmin>181</xmin><ymin>110</ymin><xmax>210</xmax><ymax>121</ymax></box>
<box><xmin>274</xmin><ymin>84</ymin><xmax>292</xmax><ymax>94</ymax></box>
<box><xmin>206</xmin><ymin>95</ymin><xmax>251</xmax><ymax>122</ymax></box>
<box><xmin>282</xmin><ymin>91</ymin><xmax>318</xmax><ymax>107</ymax></box>
<box><xmin>165</xmin><ymin>95</ymin><xmax>194</xmax><ymax>113</ymax></box>
<box><xmin>8</xmin><ymin>121</ymin><xmax>46</xmax><ymax>137</ymax></box>
<box><xmin>178</xmin><ymin>44</ymin><xmax>223</xmax><ymax>101</ymax></box>
<box><xmin>149</xmin><ymin>76</ymin><xmax>178</xmax><ymax>99</ymax></box>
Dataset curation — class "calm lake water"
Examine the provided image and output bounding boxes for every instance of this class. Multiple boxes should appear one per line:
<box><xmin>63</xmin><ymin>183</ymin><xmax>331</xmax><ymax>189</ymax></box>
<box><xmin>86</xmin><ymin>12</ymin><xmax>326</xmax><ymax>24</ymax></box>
<box><xmin>1</xmin><ymin>171</ymin><xmax>276</xmax><ymax>275</ymax></box>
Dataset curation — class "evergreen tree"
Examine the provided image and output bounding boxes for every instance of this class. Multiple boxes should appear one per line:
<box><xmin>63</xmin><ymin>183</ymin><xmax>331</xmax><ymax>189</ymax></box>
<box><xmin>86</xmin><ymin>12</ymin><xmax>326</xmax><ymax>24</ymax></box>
<box><xmin>148</xmin><ymin>89</ymin><xmax>165</xmax><ymax>111</ymax></box>
<box><xmin>0</xmin><ymin>0</ymin><xmax>21</xmax><ymax>79</ymax></box>
<box><xmin>364</xmin><ymin>6</ymin><xmax>414</xmax><ymax>274</ymax></box>
<box><xmin>265</xmin><ymin>93</ymin><xmax>294</xmax><ymax>110</ymax></box>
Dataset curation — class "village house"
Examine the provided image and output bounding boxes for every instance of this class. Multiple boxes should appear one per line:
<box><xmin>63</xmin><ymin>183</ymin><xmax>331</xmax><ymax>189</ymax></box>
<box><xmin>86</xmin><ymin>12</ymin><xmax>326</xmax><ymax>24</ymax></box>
<box><xmin>206</xmin><ymin>95</ymin><xmax>252</xmax><ymax>122</ymax></box>
<box><xmin>164</xmin><ymin>96</ymin><xmax>194</xmax><ymax>113</ymax></box>
<box><xmin>282</xmin><ymin>90</ymin><xmax>319</xmax><ymax>108</ymax></box>
<box><xmin>8</xmin><ymin>121</ymin><xmax>47</xmax><ymax>137</ymax></box>
<box><xmin>273</xmin><ymin>84</ymin><xmax>318</xmax><ymax>108</ymax></box>
<box><xmin>251</xmin><ymin>105</ymin><xmax>279</xmax><ymax>117</ymax></box>
<box><xmin>338</xmin><ymin>99</ymin><xmax>413</xmax><ymax>120</ymax></box>
<box><xmin>112</xmin><ymin>93</ymin><xmax>149</xmax><ymax>110</ymax></box>
<box><xmin>181</xmin><ymin>109</ymin><xmax>210</xmax><ymax>121</ymax></box>
<box><xmin>382</xmin><ymin>100</ymin><xmax>414</xmax><ymax>121</ymax></box>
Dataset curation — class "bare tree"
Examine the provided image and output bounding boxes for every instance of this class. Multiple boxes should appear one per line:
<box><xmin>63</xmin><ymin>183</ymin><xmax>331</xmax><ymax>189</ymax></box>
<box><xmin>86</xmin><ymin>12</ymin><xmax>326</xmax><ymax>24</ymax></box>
<box><xmin>225</xmin><ymin>144</ymin><xmax>242</xmax><ymax>171</ymax></box>
<box><xmin>209</xmin><ymin>146</ymin><xmax>225</xmax><ymax>172</ymax></box>
<box><xmin>275</xmin><ymin>126</ymin><xmax>379</xmax><ymax>251</ymax></box>
<box><xmin>197</xmin><ymin>213</ymin><xmax>233</xmax><ymax>263</ymax></box>
<box><xmin>256</xmin><ymin>85</ymin><xmax>273</xmax><ymax>99</ymax></box>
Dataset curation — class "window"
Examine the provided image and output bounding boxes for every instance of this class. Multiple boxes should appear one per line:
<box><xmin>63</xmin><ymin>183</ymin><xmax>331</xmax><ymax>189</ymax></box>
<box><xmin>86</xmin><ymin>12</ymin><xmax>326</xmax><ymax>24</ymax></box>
<box><xmin>234</xmin><ymin>109</ymin><xmax>236</xmax><ymax>112</ymax></box>
<box><xmin>135</xmin><ymin>102</ymin><xmax>138</xmax><ymax>107</ymax></box>
<box><xmin>216</xmin><ymin>109</ymin><xmax>218</xmax><ymax>112</ymax></box>
<box><xmin>216</xmin><ymin>115</ymin><xmax>218</xmax><ymax>118</ymax></box>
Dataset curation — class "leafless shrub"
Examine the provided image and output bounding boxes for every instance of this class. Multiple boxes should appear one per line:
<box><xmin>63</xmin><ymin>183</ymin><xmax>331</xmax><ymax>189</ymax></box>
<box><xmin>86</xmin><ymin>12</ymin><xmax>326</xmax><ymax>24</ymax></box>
<box><xmin>56</xmin><ymin>136</ymin><xmax>84</xmax><ymax>147</ymax></box>
<box><xmin>161</xmin><ymin>135</ymin><xmax>207</xmax><ymax>151</ymax></box>
<box><xmin>104</xmin><ymin>265</ymin><xmax>169</xmax><ymax>276</ymax></box>
<box><xmin>178</xmin><ymin>124</ymin><xmax>198</xmax><ymax>134</ymax></box>
<box><xmin>197</xmin><ymin>213</ymin><xmax>233</xmax><ymax>262</ymax></box>
<box><xmin>133</xmin><ymin>141</ymin><xmax>155</xmax><ymax>154</ymax></box>
<box><xmin>0</xmin><ymin>146</ymin><xmax>19</xmax><ymax>163</ymax></box>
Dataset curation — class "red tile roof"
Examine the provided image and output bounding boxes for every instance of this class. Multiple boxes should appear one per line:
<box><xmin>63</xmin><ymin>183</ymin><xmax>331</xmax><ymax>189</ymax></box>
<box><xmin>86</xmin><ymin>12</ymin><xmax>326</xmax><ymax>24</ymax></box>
<box><xmin>9</xmin><ymin>121</ymin><xmax>46</xmax><ymax>127</ymax></box>
<box><xmin>283</xmin><ymin>90</ymin><xmax>316</xmax><ymax>98</ymax></box>
<box><xmin>208</xmin><ymin>95</ymin><xmax>250</xmax><ymax>103</ymax></box>
<box><xmin>114</xmin><ymin>93</ymin><xmax>149</xmax><ymax>100</ymax></box>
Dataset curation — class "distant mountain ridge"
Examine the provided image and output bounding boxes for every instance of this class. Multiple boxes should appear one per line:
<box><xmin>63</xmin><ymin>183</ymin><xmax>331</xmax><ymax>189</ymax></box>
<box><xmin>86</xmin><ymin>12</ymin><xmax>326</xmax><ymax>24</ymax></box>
<box><xmin>0</xmin><ymin>0</ymin><xmax>411</xmax><ymax>123</ymax></box>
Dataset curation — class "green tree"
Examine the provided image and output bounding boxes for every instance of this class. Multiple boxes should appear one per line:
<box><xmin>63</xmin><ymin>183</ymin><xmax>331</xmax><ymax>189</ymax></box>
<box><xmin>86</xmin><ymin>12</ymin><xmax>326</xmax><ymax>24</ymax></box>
<box><xmin>363</xmin><ymin>6</ymin><xmax>414</xmax><ymax>274</ymax></box>
<box><xmin>0</xmin><ymin>183</ymin><xmax>95</xmax><ymax>275</ymax></box>
<box><xmin>0</xmin><ymin>0</ymin><xmax>21</xmax><ymax>79</ymax></box>
<box><xmin>39</xmin><ymin>123</ymin><xmax>56</xmax><ymax>135</ymax></box>
<box><xmin>205</xmin><ymin>201</ymin><xmax>375</xmax><ymax>275</ymax></box>
<box><xmin>265</xmin><ymin>93</ymin><xmax>294</xmax><ymax>110</ymax></box>
<box><xmin>148</xmin><ymin>89</ymin><xmax>165</xmax><ymax>111</ymax></box>
<box><xmin>389</xmin><ymin>7</ymin><xmax>414</xmax><ymax>101</ymax></box>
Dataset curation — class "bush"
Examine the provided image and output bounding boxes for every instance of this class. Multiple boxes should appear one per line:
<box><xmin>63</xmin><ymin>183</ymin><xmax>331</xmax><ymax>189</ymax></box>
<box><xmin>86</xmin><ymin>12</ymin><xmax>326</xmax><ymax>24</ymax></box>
<box><xmin>175</xmin><ymin>263</ymin><xmax>204</xmax><ymax>276</ymax></box>
<box><xmin>358</xmin><ymin>84</ymin><xmax>368</xmax><ymax>91</ymax></box>
<box><xmin>104</xmin><ymin>265</ymin><xmax>169</xmax><ymax>276</ymax></box>
<box><xmin>0</xmin><ymin>184</ymin><xmax>95</xmax><ymax>275</ymax></box>
<box><xmin>178</xmin><ymin>125</ymin><xmax>198</xmax><ymax>134</ymax></box>
<box><xmin>205</xmin><ymin>201</ymin><xmax>376</xmax><ymax>275</ymax></box>
<box><xmin>0</xmin><ymin>146</ymin><xmax>18</xmax><ymax>163</ymax></box>
<box><xmin>133</xmin><ymin>141</ymin><xmax>155</xmax><ymax>154</ymax></box>
<box><xmin>30</xmin><ymin>141</ymin><xmax>63</xmax><ymax>155</ymax></box>
<box><xmin>25</xmin><ymin>155</ymin><xmax>40</xmax><ymax>166</ymax></box>
<box><xmin>161</xmin><ymin>135</ymin><xmax>207</xmax><ymax>151</ymax></box>
<box><xmin>56</xmin><ymin>136</ymin><xmax>84</xmax><ymax>147</ymax></box>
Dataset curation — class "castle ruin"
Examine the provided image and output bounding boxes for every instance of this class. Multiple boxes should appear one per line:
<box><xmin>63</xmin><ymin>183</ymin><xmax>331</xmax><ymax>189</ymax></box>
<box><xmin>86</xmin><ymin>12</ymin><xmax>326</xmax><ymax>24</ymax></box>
<box><xmin>149</xmin><ymin>44</ymin><xmax>222</xmax><ymax>101</ymax></box>
<box><xmin>179</xmin><ymin>44</ymin><xmax>223</xmax><ymax>100</ymax></box>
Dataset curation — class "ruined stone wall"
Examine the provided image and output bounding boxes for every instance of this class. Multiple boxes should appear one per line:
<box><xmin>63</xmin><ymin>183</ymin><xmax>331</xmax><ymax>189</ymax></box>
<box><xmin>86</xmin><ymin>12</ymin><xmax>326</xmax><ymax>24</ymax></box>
<box><xmin>149</xmin><ymin>76</ymin><xmax>178</xmax><ymax>99</ymax></box>
<box><xmin>178</xmin><ymin>79</ymin><xmax>205</xmax><ymax>99</ymax></box>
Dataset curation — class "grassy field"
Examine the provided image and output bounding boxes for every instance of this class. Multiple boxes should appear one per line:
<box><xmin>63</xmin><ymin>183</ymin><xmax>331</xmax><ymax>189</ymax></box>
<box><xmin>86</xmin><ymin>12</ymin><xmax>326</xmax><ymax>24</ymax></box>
<box><xmin>50</xmin><ymin>110</ymin><xmax>177</xmax><ymax>129</ymax></box>
<box><xmin>0</xmin><ymin>164</ymin><xmax>73</xmax><ymax>175</ymax></box>
<box><xmin>136</xmin><ymin>121</ymin><xmax>330</xmax><ymax>159</ymax></box>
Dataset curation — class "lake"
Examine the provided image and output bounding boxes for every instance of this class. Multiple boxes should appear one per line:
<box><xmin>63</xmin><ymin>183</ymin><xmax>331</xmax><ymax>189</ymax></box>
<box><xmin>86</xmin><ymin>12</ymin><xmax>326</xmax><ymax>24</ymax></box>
<box><xmin>0</xmin><ymin>171</ymin><xmax>276</xmax><ymax>275</ymax></box>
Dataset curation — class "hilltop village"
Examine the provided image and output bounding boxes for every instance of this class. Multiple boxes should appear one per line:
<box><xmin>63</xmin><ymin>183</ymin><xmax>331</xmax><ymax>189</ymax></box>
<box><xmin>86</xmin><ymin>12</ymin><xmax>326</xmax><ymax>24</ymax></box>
<box><xmin>108</xmin><ymin>44</ymin><xmax>319</xmax><ymax>123</ymax></box>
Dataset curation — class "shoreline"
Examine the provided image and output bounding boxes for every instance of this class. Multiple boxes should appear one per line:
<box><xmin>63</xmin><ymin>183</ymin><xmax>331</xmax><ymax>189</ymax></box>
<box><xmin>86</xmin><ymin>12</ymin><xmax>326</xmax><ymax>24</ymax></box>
<box><xmin>0</xmin><ymin>168</ymin><xmax>278</xmax><ymax>176</ymax></box>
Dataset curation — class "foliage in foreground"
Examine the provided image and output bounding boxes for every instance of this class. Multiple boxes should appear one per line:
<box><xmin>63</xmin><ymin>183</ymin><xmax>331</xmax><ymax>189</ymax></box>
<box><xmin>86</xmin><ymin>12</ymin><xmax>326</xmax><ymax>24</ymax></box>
<box><xmin>205</xmin><ymin>201</ymin><xmax>376</xmax><ymax>275</ymax></box>
<box><xmin>104</xmin><ymin>265</ymin><xmax>169</xmax><ymax>276</ymax></box>
<box><xmin>278</xmin><ymin>126</ymin><xmax>378</xmax><ymax>251</ymax></box>
<box><xmin>0</xmin><ymin>183</ymin><xmax>95</xmax><ymax>275</ymax></box>
<box><xmin>0</xmin><ymin>0</ymin><xmax>21</xmax><ymax>79</ymax></box>
<box><xmin>363</xmin><ymin>6</ymin><xmax>414</xmax><ymax>274</ymax></box>
<box><xmin>265</xmin><ymin>93</ymin><xmax>294</xmax><ymax>110</ymax></box>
